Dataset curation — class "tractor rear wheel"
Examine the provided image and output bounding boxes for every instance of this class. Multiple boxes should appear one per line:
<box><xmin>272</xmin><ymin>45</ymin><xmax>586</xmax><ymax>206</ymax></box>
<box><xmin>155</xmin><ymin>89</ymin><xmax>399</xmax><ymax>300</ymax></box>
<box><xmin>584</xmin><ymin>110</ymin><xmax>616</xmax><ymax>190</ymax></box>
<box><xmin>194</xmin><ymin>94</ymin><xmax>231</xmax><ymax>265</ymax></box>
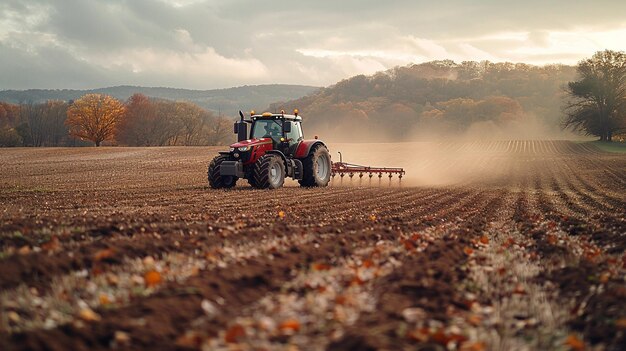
<box><xmin>299</xmin><ymin>145</ymin><xmax>331</xmax><ymax>187</ymax></box>
<box><xmin>208</xmin><ymin>155</ymin><xmax>238</xmax><ymax>189</ymax></box>
<box><xmin>252</xmin><ymin>154</ymin><xmax>285</xmax><ymax>189</ymax></box>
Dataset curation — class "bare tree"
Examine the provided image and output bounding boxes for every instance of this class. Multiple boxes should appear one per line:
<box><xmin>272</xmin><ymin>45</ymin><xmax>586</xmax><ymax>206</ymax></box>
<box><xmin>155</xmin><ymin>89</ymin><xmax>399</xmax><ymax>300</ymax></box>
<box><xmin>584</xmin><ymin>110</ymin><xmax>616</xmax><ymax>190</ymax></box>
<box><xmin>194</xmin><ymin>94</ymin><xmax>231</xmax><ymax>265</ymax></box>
<box><xmin>20</xmin><ymin>102</ymin><xmax>45</xmax><ymax>146</ymax></box>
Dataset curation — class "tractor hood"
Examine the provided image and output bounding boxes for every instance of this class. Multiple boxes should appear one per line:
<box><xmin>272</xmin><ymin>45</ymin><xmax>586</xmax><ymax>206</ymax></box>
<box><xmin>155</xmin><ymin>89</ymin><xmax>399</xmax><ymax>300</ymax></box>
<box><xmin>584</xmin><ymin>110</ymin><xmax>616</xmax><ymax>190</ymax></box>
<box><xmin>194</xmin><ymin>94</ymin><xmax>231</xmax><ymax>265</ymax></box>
<box><xmin>230</xmin><ymin>138</ymin><xmax>272</xmax><ymax>148</ymax></box>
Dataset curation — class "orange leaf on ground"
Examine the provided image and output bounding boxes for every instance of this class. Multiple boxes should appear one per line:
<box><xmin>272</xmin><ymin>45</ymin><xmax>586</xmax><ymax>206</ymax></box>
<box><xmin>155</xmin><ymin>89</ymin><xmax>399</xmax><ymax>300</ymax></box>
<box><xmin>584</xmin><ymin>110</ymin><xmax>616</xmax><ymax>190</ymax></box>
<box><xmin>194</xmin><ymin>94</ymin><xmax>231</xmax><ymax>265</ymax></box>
<box><xmin>78</xmin><ymin>308</ymin><xmax>101</xmax><ymax>322</ymax></box>
<box><xmin>224</xmin><ymin>324</ymin><xmax>246</xmax><ymax>343</ymax></box>
<box><xmin>564</xmin><ymin>334</ymin><xmax>585</xmax><ymax>351</ymax></box>
<box><xmin>467</xmin><ymin>314</ymin><xmax>482</xmax><ymax>326</ymax></box>
<box><xmin>361</xmin><ymin>259</ymin><xmax>374</xmax><ymax>268</ymax></box>
<box><xmin>402</xmin><ymin>239</ymin><xmax>416</xmax><ymax>251</ymax></box>
<box><xmin>99</xmin><ymin>294</ymin><xmax>111</xmax><ymax>305</ymax></box>
<box><xmin>463</xmin><ymin>299</ymin><xmax>476</xmax><ymax>309</ymax></box>
<box><xmin>312</xmin><ymin>263</ymin><xmax>331</xmax><ymax>271</ymax></box>
<box><xmin>599</xmin><ymin>272</ymin><xmax>610</xmax><ymax>283</ymax></box>
<box><xmin>278</xmin><ymin>210</ymin><xmax>285</xmax><ymax>219</ymax></box>
<box><xmin>461</xmin><ymin>341</ymin><xmax>486</xmax><ymax>351</ymax></box>
<box><xmin>448</xmin><ymin>333</ymin><xmax>469</xmax><ymax>343</ymax></box>
<box><xmin>547</xmin><ymin>234</ymin><xmax>558</xmax><ymax>245</ymax></box>
<box><xmin>410</xmin><ymin>233</ymin><xmax>422</xmax><ymax>241</ymax></box>
<box><xmin>431</xmin><ymin>328</ymin><xmax>467</xmax><ymax>345</ymax></box>
<box><xmin>350</xmin><ymin>275</ymin><xmax>365</xmax><ymax>286</ymax></box>
<box><xmin>144</xmin><ymin>270</ymin><xmax>162</xmax><ymax>287</ymax></box>
<box><xmin>502</xmin><ymin>238</ymin><xmax>516</xmax><ymax>248</ymax></box>
<box><xmin>479</xmin><ymin>236</ymin><xmax>489</xmax><ymax>245</ymax></box>
<box><xmin>513</xmin><ymin>284</ymin><xmax>526</xmax><ymax>295</ymax></box>
<box><xmin>369</xmin><ymin>214</ymin><xmax>377</xmax><ymax>222</ymax></box>
<box><xmin>406</xmin><ymin>327</ymin><xmax>430</xmax><ymax>342</ymax></box>
<box><xmin>41</xmin><ymin>236</ymin><xmax>60</xmax><ymax>252</ymax></box>
<box><xmin>463</xmin><ymin>247</ymin><xmax>474</xmax><ymax>256</ymax></box>
<box><xmin>176</xmin><ymin>331</ymin><xmax>204</xmax><ymax>348</ymax></box>
<box><xmin>93</xmin><ymin>248</ymin><xmax>115</xmax><ymax>261</ymax></box>
<box><xmin>279</xmin><ymin>319</ymin><xmax>301</xmax><ymax>333</ymax></box>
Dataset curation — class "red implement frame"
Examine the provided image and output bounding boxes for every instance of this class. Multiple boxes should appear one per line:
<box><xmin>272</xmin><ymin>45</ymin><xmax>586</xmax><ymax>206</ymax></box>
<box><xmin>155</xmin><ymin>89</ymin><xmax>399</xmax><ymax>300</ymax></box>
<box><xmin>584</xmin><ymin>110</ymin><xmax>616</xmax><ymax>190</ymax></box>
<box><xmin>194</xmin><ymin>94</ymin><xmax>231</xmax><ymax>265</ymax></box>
<box><xmin>331</xmin><ymin>152</ymin><xmax>405</xmax><ymax>180</ymax></box>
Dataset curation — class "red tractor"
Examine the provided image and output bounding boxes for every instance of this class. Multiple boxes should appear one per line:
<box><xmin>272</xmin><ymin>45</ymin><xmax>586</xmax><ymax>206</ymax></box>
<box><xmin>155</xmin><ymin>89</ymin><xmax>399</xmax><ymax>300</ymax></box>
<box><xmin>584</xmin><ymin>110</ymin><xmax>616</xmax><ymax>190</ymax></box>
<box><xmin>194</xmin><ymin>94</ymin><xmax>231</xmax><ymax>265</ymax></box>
<box><xmin>208</xmin><ymin>110</ymin><xmax>332</xmax><ymax>189</ymax></box>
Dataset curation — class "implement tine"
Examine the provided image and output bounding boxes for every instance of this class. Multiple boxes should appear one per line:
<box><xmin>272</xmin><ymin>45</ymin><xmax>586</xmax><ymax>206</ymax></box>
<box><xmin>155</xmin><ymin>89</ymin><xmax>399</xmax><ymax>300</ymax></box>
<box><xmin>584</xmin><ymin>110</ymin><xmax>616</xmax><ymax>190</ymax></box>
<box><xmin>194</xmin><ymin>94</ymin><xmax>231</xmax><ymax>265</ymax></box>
<box><xmin>331</xmin><ymin>155</ymin><xmax>405</xmax><ymax>187</ymax></box>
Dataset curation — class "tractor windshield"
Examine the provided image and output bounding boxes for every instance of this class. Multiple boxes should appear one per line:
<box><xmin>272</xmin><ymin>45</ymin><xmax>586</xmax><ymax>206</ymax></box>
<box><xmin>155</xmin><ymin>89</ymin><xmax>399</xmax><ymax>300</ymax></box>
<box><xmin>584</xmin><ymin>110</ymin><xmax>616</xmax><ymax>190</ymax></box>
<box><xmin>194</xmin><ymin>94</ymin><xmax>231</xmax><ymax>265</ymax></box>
<box><xmin>251</xmin><ymin>119</ymin><xmax>283</xmax><ymax>141</ymax></box>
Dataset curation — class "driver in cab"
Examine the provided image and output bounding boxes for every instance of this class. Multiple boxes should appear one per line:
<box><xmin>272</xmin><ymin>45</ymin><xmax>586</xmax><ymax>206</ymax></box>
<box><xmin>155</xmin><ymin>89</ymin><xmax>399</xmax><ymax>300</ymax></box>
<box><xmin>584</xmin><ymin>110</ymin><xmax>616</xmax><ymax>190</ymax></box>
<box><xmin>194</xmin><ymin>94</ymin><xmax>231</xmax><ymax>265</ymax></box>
<box><xmin>263</xmin><ymin>124</ymin><xmax>281</xmax><ymax>140</ymax></box>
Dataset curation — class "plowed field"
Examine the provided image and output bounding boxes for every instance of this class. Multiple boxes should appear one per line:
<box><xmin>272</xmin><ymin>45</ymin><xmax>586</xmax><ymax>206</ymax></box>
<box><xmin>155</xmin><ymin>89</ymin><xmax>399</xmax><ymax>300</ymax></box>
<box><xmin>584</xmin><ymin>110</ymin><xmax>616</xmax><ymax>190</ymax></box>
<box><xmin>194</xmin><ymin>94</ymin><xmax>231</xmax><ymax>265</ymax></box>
<box><xmin>0</xmin><ymin>141</ymin><xmax>624</xmax><ymax>351</ymax></box>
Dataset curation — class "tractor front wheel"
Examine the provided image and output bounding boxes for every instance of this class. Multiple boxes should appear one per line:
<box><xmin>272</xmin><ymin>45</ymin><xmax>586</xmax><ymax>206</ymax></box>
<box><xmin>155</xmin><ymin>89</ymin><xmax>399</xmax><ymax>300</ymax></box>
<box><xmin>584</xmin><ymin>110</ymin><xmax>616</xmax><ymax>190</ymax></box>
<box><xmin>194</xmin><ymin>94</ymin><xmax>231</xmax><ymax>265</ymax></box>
<box><xmin>252</xmin><ymin>155</ymin><xmax>285</xmax><ymax>189</ymax></box>
<box><xmin>299</xmin><ymin>145</ymin><xmax>331</xmax><ymax>187</ymax></box>
<box><xmin>207</xmin><ymin>155</ymin><xmax>238</xmax><ymax>189</ymax></box>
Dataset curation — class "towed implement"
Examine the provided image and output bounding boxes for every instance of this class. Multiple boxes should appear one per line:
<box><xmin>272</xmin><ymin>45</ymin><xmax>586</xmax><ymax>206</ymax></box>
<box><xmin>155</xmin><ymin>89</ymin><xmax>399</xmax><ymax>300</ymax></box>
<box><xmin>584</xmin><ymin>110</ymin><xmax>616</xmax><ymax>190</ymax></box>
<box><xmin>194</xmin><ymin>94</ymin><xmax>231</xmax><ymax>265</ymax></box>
<box><xmin>208</xmin><ymin>110</ymin><xmax>404</xmax><ymax>189</ymax></box>
<box><xmin>331</xmin><ymin>152</ymin><xmax>405</xmax><ymax>182</ymax></box>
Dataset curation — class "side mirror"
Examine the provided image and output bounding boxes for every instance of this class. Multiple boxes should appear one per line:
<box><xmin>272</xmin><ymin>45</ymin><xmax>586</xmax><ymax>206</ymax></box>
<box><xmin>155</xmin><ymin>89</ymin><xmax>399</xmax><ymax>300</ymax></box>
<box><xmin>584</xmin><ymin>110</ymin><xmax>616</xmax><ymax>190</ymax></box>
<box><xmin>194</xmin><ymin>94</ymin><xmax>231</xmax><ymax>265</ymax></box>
<box><xmin>233</xmin><ymin>122</ymin><xmax>238</xmax><ymax>134</ymax></box>
<box><xmin>283</xmin><ymin>122</ymin><xmax>292</xmax><ymax>133</ymax></box>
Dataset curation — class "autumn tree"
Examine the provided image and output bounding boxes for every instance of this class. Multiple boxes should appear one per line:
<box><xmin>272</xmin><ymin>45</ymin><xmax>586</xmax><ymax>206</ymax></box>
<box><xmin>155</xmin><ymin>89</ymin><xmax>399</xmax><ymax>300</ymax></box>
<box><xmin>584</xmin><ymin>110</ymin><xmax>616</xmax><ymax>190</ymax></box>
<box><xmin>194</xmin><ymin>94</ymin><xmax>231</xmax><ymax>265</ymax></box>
<box><xmin>563</xmin><ymin>50</ymin><xmax>626</xmax><ymax>141</ymax></box>
<box><xmin>116</xmin><ymin>94</ymin><xmax>232</xmax><ymax>146</ymax></box>
<box><xmin>66</xmin><ymin>94</ymin><xmax>125</xmax><ymax>146</ymax></box>
<box><xmin>0</xmin><ymin>102</ymin><xmax>22</xmax><ymax>146</ymax></box>
<box><xmin>117</xmin><ymin>94</ymin><xmax>183</xmax><ymax>146</ymax></box>
<box><xmin>116</xmin><ymin>93</ymin><xmax>155</xmax><ymax>146</ymax></box>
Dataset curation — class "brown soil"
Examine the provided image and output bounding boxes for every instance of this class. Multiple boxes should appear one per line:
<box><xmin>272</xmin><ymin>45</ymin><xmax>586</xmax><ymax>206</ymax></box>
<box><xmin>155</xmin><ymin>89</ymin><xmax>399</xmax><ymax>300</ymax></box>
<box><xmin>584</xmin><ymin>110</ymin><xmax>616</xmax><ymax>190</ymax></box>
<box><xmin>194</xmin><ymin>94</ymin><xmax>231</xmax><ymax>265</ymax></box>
<box><xmin>0</xmin><ymin>141</ymin><xmax>624</xmax><ymax>351</ymax></box>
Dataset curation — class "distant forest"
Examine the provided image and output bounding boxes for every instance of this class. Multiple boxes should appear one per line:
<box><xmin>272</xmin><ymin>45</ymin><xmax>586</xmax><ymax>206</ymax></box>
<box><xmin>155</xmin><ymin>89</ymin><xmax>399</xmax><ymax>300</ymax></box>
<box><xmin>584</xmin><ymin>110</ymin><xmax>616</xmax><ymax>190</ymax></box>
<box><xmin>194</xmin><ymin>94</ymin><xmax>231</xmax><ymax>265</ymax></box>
<box><xmin>0</xmin><ymin>85</ymin><xmax>318</xmax><ymax>147</ymax></box>
<box><xmin>0</xmin><ymin>96</ymin><xmax>234</xmax><ymax>147</ymax></box>
<box><xmin>0</xmin><ymin>84</ymin><xmax>318</xmax><ymax>116</ymax></box>
<box><xmin>271</xmin><ymin>60</ymin><xmax>578</xmax><ymax>141</ymax></box>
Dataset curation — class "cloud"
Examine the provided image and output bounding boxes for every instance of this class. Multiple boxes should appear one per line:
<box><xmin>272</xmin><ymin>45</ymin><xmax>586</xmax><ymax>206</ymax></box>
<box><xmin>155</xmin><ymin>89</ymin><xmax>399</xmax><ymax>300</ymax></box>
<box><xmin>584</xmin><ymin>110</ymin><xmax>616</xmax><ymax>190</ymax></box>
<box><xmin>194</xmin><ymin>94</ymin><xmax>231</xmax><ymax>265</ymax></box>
<box><xmin>0</xmin><ymin>0</ymin><xmax>625</xmax><ymax>89</ymax></box>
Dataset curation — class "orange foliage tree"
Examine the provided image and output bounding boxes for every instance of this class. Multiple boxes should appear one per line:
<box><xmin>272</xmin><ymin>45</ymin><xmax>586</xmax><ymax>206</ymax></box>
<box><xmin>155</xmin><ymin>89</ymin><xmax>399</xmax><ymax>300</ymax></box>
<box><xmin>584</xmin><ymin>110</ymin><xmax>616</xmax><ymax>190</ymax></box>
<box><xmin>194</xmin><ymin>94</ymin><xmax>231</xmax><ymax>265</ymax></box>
<box><xmin>66</xmin><ymin>94</ymin><xmax>125</xmax><ymax>146</ymax></box>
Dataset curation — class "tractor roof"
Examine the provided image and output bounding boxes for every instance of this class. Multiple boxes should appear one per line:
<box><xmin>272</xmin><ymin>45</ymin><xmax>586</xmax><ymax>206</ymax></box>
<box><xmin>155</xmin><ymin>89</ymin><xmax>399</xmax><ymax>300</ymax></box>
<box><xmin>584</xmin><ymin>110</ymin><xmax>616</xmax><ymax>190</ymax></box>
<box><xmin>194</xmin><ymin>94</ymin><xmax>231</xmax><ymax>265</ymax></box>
<box><xmin>251</xmin><ymin>112</ymin><xmax>302</xmax><ymax>121</ymax></box>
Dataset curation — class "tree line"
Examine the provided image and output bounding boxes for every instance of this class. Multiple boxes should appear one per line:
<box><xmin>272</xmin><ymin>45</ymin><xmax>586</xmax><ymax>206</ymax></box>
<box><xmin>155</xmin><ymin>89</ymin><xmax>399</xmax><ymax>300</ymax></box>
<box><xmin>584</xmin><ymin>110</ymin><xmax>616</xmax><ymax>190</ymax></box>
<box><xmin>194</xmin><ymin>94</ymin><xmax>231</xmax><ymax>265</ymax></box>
<box><xmin>0</xmin><ymin>93</ymin><xmax>233</xmax><ymax>147</ymax></box>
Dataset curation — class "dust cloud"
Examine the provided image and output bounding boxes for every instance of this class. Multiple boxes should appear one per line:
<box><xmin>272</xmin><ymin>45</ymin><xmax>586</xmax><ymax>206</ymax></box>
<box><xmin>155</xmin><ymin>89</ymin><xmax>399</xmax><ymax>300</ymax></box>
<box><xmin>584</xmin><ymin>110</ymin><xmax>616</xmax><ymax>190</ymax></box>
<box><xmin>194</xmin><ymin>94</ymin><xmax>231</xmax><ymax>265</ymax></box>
<box><xmin>323</xmin><ymin>116</ymin><xmax>592</xmax><ymax>187</ymax></box>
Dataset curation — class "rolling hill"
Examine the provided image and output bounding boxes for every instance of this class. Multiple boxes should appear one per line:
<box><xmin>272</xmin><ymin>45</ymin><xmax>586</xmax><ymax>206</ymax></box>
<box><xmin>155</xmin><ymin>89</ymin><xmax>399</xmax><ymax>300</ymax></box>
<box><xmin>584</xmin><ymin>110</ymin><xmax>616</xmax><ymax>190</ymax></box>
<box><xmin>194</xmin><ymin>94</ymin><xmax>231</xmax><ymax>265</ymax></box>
<box><xmin>270</xmin><ymin>60</ymin><xmax>578</xmax><ymax>141</ymax></box>
<box><xmin>0</xmin><ymin>84</ymin><xmax>319</xmax><ymax>116</ymax></box>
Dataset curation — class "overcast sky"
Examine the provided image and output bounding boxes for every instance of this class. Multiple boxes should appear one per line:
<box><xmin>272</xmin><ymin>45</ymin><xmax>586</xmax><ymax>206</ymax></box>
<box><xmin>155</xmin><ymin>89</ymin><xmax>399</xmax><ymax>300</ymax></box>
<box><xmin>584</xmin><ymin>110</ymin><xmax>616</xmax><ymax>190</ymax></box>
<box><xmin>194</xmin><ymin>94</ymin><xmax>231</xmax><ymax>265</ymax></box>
<box><xmin>1</xmin><ymin>0</ymin><xmax>625</xmax><ymax>90</ymax></box>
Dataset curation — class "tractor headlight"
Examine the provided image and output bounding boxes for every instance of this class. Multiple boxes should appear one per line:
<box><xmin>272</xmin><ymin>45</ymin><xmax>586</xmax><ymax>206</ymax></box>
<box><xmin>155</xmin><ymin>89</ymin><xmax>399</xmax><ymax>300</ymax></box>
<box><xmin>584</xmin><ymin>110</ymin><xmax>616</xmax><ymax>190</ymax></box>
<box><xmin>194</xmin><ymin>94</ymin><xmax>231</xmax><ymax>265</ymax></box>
<box><xmin>238</xmin><ymin>146</ymin><xmax>250</xmax><ymax>152</ymax></box>
<box><xmin>233</xmin><ymin>153</ymin><xmax>240</xmax><ymax>158</ymax></box>
<box><xmin>229</xmin><ymin>147</ymin><xmax>235</xmax><ymax>152</ymax></box>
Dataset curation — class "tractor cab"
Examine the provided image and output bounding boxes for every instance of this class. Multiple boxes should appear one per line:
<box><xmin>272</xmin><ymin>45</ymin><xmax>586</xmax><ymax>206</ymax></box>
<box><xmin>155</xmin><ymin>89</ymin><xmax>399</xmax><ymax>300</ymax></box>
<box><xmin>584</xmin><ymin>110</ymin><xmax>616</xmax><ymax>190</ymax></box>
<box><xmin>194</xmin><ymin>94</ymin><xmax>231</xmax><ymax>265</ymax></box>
<box><xmin>236</xmin><ymin>110</ymin><xmax>304</xmax><ymax>157</ymax></box>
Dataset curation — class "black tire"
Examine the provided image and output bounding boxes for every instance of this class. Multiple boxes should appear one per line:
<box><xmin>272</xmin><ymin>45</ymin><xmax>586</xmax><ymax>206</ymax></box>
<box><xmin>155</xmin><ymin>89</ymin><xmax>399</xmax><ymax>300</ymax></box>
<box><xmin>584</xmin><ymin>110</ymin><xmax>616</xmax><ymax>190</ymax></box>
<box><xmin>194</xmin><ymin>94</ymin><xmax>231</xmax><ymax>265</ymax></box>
<box><xmin>299</xmin><ymin>145</ymin><xmax>332</xmax><ymax>187</ymax></box>
<box><xmin>252</xmin><ymin>154</ymin><xmax>285</xmax><ymax>189</ymax></box>
<box><xmin>207</xmin><ymin>155</ymin><xmax>238</xmax><ymax>189</ymax></box>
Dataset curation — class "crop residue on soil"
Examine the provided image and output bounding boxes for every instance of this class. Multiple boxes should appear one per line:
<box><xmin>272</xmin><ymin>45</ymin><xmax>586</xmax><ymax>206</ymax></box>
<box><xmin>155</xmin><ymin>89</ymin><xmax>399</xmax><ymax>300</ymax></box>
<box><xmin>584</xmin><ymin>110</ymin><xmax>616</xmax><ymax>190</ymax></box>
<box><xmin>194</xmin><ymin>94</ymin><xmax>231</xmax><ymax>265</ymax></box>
<box><xmin>0</xmin><ymin>140</ymin><xmax>624</xmax><ymax>351</ymax></box>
